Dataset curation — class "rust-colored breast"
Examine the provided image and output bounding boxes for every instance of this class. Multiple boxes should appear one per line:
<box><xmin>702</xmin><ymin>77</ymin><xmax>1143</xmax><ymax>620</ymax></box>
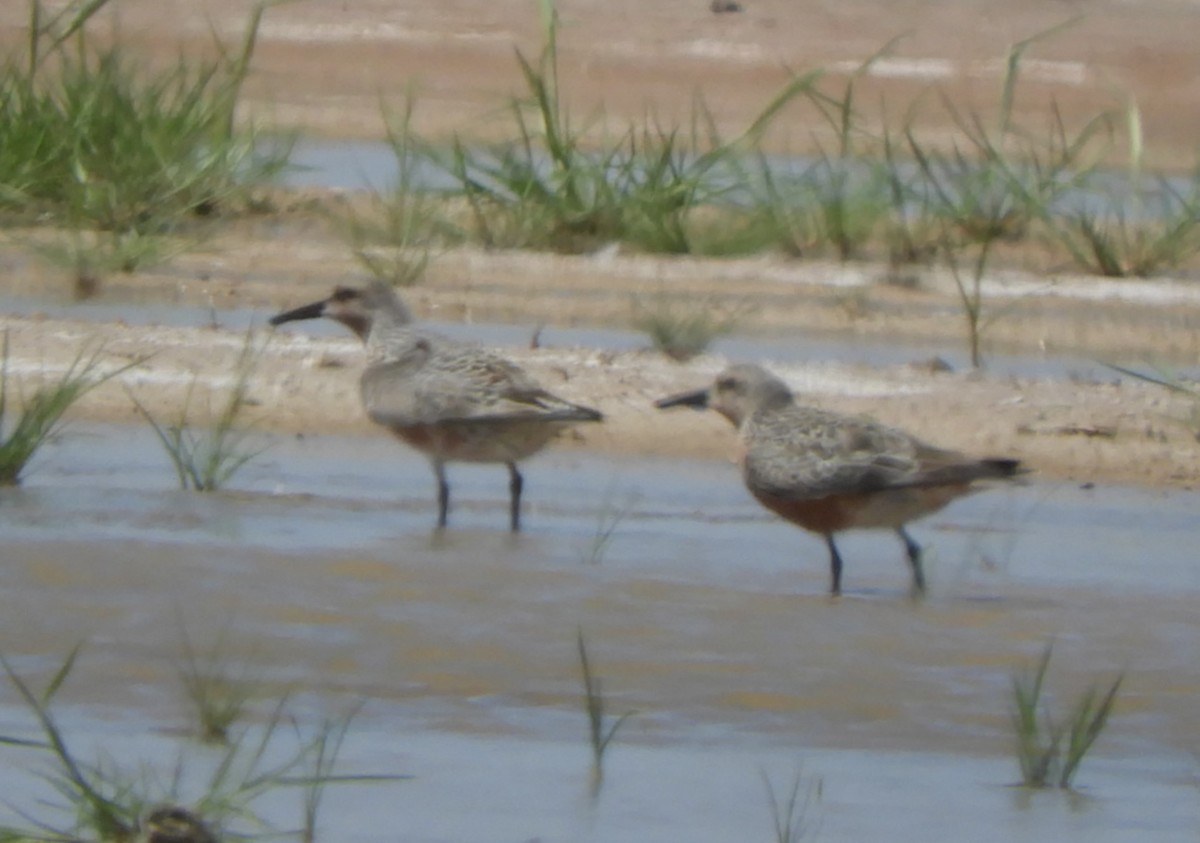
<box><xmin>753</xmin><ymin>482</ymin><xmax>976</xmax><ymax>534</ymax></box>
<box><xmin>751</xmin><ymin>490</ymin><xmax>868</xmax><ymax>534</ymax></box>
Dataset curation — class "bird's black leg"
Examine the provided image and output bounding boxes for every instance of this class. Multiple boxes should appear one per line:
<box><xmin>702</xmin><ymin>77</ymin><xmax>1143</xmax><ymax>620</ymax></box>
<box><xmin>896</xmin><ymin>525</ymin><xmax>926</xmax><ymax>596</ymax></box>
<box><xmin>507</xmin><ymin>462</ymin><xmax>523</xmax><ymax>532</ymax></box>
<box><xmin>434</xmin><ymin>461</ymin><xmax>450</xmax><ymax>529</ymax></box>
<box><xmin>825</xmin><ymin>534</ymin><xmax>843</xmax><ymax>596</ymax></box>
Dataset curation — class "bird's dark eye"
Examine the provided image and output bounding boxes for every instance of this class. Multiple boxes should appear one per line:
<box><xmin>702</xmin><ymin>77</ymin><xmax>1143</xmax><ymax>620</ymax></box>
<box><xmin>716</xmin><ymin>377</ymin><xmax>737</xmax><ymax>391</ymax></box>
<box><xmin>331</xmin><ymin>287</ymin><xmax>361</xmax><ymax>302</ymax></box>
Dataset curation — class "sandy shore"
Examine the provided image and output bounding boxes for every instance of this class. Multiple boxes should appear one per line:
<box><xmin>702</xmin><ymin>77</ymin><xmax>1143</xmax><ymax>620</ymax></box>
<box><xmin>2</xmin><ymin>260</ymin><xmax>1197</xmax><ymax>491</ymax></box>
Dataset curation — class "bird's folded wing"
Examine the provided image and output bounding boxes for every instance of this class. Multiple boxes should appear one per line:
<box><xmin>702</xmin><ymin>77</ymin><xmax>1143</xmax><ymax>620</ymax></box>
<box><xmin>745</xmin><ymin>414</ymin><xmax>922</xmax><ymax>500</ymax></box>
<box><xmin>361</xmin><ymin>362</ymin><xmax>600</xmax><ymax>427</ymax></box>
<box><xmin>747</xmin><ymin>433</ymin><xmax>1011</xmax><ymax>498</ymax></box>
<box><xmin>746</xmin><ymin>450</ymin><xmax>918</xmax><ymax>500</ymax></box>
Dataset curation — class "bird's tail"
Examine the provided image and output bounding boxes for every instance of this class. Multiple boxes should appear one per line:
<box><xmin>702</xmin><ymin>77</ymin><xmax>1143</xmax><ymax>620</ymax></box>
<box><xmin>903</xmin><ymin>457</ymin><xmax>1028</xmax><ymax>489</ymax></box>
<box><xmin>978</xmin><ymin>457</ymin><xmax>1026</xmax><ymax>478</ymax></box>
<box><xmin>542</xmin><ymin>401</ymin><xmax>603</xmax><ymax>423</ymax></box>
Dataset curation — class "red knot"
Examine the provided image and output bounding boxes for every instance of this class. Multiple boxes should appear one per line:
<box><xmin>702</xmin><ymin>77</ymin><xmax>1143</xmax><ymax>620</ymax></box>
<box><xmin>656</xmin><ymin>363</ymin><xmax>1026</xmax><ymax>596</ymax></box>
<box><xmin>271</xmin><ymin>283</ymin><xmax>602</xmax><ymax>531</ymax></box>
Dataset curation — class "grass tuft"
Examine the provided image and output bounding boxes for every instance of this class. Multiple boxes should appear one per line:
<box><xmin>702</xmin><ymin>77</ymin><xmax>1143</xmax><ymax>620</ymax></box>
<box><xmin>409</xmin><ymin>2</ymin><xmax>815</xmax><ymax>256</ymax></box>
<box><xmin>630</xmin><ymin>293</ymin><xmax>749</xmax><ymax>362</ymax></box>
<box><xmin>1050</xmin><ymin>103</ymin><xmax>1200</xmax><ymax>277</ymax></box>
<box><xmin>1010</xmin><ymin>643</ymin><xmax>1123</xmax><ymax>789</ymax></box>
<box><xmin>762</xmin><ymin>766</ymin><xmax>823</xmax><ymax>843</ymax></box>
<box><xmin>0</xmin><ymin>645</ymin><xmax>408</xmax><ymax>843</ymax></box>
<box><xmin>130</xmin><ymin>329</ymin><xmax>266</xmax><ymax>492</ymax></box>
<box><xmin>176</xmin><ymin>622</ymin><xmax>258</xmax><ymax>745</ymax></box>
<box><xmin>576</xmin><ymin>629</ymin><xmax>634</xmax><ymax>796</ymax></box>
<box><xmin>335</xmin><ymin>95</ymin><xmax>440</xmax><ymax>287</ymax></box>
<box><xmin>0</xmin><ymin>645</ymin><xmax>142</xmax><ymax>841</ymax></box>
<box><xmin>904</xmin><ymin>26</ymin><xmax>1111</xmax><ymax>367</ymax></box>
<box><xmin>0</xmin><ymin>332</ymin><xmax>136</xmax><ymax>485</ymax></box>
<box><xmin>1</xmin><ymin>0</ymin><xmax>293</xmax><ymax>293</ymax></box>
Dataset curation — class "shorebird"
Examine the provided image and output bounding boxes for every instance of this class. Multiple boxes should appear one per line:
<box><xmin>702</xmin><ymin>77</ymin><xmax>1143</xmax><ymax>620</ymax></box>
<box><xmin>656</xmin><ymin>363</ymin><xmax>1025</xmax><ymax>596</ymax></box>
<box><xmin>270</xmin><ymin>283</ymin><xmax>603</xmax><ymax>531</ymax></box>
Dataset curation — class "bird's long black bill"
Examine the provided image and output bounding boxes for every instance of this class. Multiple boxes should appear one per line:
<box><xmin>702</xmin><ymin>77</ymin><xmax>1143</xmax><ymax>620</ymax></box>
<box><xmin>654</xmin><ymin>387</ymin><xmax>710</xmax><ymax>410</ymax></box>
<box><xmin>269</xmin><ymin>300</ymin><xmax>327</xmax><ymax>326</ymax></box>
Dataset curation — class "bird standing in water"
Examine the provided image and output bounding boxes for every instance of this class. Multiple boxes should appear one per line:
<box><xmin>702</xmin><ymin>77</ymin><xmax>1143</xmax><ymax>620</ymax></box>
<box><xmin>271</xmin><ymin>283</ymin><xmax>602</xmax><ymax>531</ymax></box>
<box><xmin>657</xmin><ymin>363</ymin><xmax>1025</xmax><ymax>596</ymax></box>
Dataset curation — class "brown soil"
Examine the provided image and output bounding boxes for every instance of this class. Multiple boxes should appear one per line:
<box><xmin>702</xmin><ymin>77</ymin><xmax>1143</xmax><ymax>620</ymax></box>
<box><xmin>1</xmin><ymin>1</ymin><xmax>1199</xmax><ymax>489</ymax></box>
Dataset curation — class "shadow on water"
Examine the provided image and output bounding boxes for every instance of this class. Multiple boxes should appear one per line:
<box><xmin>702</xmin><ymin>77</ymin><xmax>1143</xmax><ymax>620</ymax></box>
<box><xmin>0</xmin><ymin>423</ymin><xmax>1198</xmax><ymax>841</ymax></box>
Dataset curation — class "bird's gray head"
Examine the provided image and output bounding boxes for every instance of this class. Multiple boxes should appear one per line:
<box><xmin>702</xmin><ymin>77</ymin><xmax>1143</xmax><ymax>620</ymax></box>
<box><xmin>655</xmin><ymin>363</ymin><xmax>793</xmax><ymax>426</ymax></box>
<box><xmin>269</xmin><ymin>282</ymin><xmax>412</xmax><ymax>342</ymax></box>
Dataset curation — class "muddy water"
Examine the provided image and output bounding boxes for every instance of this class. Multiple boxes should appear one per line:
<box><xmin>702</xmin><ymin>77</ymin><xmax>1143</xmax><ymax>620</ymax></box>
<box><xmin>1</xmin><ymin>423</ymin><xmax>1198</xmax><ymax>841</ymax></box>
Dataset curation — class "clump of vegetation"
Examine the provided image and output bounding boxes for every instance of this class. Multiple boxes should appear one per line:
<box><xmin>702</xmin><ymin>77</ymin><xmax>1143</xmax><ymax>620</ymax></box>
<box><xmin>1009</xmin><ymin>644</ymin><xmax>1123</xmax><ymax>789</ymax></box>
<box><xmin>0</xmin><ymin>645</ymin><xmax>406</xmax><ymax>843</ymax></box>
<box><xmin>0</xmin><ymin>332</ymin><xmax>135</xmax><ymax>485</ymax></box>
<box><xmin>577</xmin><ymin>629</ymin><xmax>634</xmax><ymax>796</ymax></box>
<box><xmin>312</xmin><ymin>0</ymin><xmax>1200</xmax><ymax>371</ymax></box>
<box><xmin>907</xmin><ymin>26</ymin><xmax>1113</xmax><ymax>367</ymax></box>
<box><xmin>394</xmin><ymin>0</ymin><xmax>816</xmax><ymax>257</ymax></box>
<box><xmin>363</xmin><ymin>5</ymin><xmax>1200</xmax><ymax>371</ymax></box>
<box><xmin>1</xmin><ymin>0</ymin><xmax>293</xmax><ymax>289</ymax></box>
<box><xmin>130</xmin><ymin>330</ymin><xmax>267</xmax><ymax>492</ymax></box>
<box><xmin>781</xmin><ymin>44</ymin><xmax>904</xmax><ymax>262</ymax></box>
<box><xmin>631</xmin><ymin>293</ymin><xmax>749</xmax><ymax>361</ymax></box>
<box><xmin>177</xmin><ymin>622</ymin><xmax>260</xmax><ymax>744</ymax></box>
<box><xmin>335</xmin><ymin>97</ymin><xmax>441</xmax><ymax>288</ymax></box>
<box><xmin>762</xmin><ymin>766</ymin><xmax>823</xmax><ymax>843</ymax></box>
<box><xmin>0</xmin><ymin>646</ymin><xmax>144</xmax><ymax>841</ymax></box>
<box><xmin>1049</xmin><ymin>101</ymin><xmax>1200</xmax><ymax>278</ymax></box>
<box><xmin>427</xmin><ymin>5</ymin><xmax>706</xmax><ymax>255</ymax></box>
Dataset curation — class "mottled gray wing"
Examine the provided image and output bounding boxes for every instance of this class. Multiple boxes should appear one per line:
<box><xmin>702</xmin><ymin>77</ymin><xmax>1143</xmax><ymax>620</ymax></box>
<box><xmin>362</xmin><ymin>346</ymin><xmax>598</xmax><ymax>427</ymax></box>
<box><xmin>743</xmin><ymin>408</ymin><xmax>935</xmax><ymax>500</ymax></box>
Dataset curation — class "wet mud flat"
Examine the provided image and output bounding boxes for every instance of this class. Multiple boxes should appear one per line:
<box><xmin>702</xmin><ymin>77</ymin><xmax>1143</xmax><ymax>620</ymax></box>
<box><xmin>0</xmin><ymin>423</ymin><xmax>1198</xmax><ymax>841</ymax></box>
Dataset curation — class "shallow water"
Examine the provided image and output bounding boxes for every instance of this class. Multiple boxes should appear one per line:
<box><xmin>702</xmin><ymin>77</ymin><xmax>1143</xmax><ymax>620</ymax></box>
<box><xmin>284</xmin><ymin>137</ymin><xmax>1198</xmax><ymax>228</ymax></box>
<box><xmin>0</xmin><ymin>292</ymin><xmax>1135</xmax><ymax>381</ymax></box>
<box><xmin>0</xmin><ymin>423</ymin><xmax>1198</xmax><ymax>840</ymax></box>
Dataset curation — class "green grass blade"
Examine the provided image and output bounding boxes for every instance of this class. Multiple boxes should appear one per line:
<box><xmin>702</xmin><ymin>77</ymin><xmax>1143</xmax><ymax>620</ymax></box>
<box><xmin>734</xmin><ymin>68</ymin><xmax>824</xmax><ymax>151</ymax></box>
<box><xmin>0</xmin><ymin>651</ymin><xmax>134</xmax><ymax>838</ymax></box>
<box><xmin>999</xmin><ymin>18</ymin><xmax>1082</xmax><ymax>135</ymax></box>
<box><xmin>40</xmin><ymin>643</ymin><xmax>83</xmax><ymax>706</ymax></box>
<box><xmin>1059</xmin><ymin>674</ymin><xmax>1123</xmax><ymax>788</ymax></box>
<box><xmin>40</xmin><ymin>0</ymin><xmax>115</xmax><ymax>59</ymax></box>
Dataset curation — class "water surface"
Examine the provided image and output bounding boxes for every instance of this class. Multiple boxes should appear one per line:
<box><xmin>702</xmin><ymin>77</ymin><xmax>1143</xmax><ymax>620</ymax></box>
<box><xmin>0</xmin><ymin>423</ymin><xmax>1196</xmax><ymax>841</ymax></box>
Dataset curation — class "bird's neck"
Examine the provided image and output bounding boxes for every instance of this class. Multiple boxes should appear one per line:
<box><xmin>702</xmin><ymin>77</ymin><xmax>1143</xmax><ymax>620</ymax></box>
<box><xmin>364</xmin><ymin>314</ymin><xmax>416</xmax><ymax>364</ymax></box>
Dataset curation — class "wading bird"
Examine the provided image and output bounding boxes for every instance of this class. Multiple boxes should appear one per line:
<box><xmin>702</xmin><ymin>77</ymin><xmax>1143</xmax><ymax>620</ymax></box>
<box><xmin>657</xmin><ymin>363</ymin><xmax>1025</xmax><ymax>596</ymax></box>
<box><xmin>271</xmin><ymin>284</ymin><xmax>602</xmax><ymax>531</ymax></box>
